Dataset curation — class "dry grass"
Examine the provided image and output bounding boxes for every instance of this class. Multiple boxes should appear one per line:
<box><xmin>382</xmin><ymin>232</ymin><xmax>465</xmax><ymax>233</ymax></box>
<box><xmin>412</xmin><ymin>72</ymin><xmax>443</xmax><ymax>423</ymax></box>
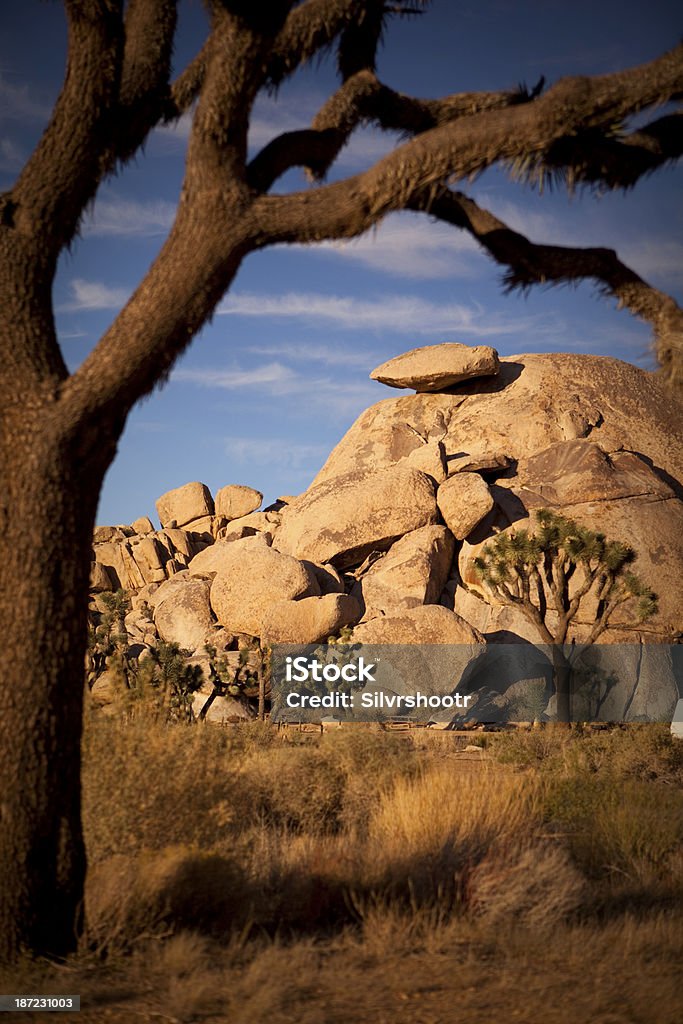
<box><xmin>3</xmin><ymin>719</ymin><xmax>680</xmax><ymax>1022</ymax></box>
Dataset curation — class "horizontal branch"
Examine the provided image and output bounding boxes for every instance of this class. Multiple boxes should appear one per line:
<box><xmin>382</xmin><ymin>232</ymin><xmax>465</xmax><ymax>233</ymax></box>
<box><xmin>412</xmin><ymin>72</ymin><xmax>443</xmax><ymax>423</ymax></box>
<box><xmin>513</xmin><ymin>111</ymin><xmax>683</xmax><ymax>190</ymax></box>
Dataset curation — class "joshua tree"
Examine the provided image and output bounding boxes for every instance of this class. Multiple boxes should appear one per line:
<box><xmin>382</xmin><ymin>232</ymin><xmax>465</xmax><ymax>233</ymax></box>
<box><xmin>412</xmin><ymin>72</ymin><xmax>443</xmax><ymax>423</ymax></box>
<box><xmin>0</xmin><ymin>1</ymin><xmax>681</xmax><ymax>961</ymax></box>
<box><xmin>473</xmin><ymin>508</ymin><xmax>658</xmax><ymax>721</ymax></box>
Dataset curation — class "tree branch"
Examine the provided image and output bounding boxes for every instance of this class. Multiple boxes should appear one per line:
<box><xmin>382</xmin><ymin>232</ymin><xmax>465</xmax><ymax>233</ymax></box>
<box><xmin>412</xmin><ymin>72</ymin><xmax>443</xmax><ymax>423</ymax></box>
<box><xmin>517</xmin><ymin>112</ymin><xmax>683</xmax><ymax>191</ymax></box>
<box><xmin>251</xmin><ymin>42</ymin><xmax>683</xmax><ymax>238</ymax></box>
<box><xmin>248</xmin><ymin>68</ymin><xmax>540</xmax><ymax>190</ymax></box>
<box><xmin>167</xmin><ymin>39</ymin><xmax>212</xmax><ymax>118</ymax></box>
<box><xmin>266</xmin><ymin>0</ymin><xmax>375</xmax><ymax>85</ymax></box>
<box><xmin>59</xmin><ymin>4</ymin><xmax>291</xmax><ymax>433</ymax></box>
<box><xmin>10</xmin><ymin>0</ymin><xmax>123</xmax><ymax>254</ymax></box>
<box><xmin>115</xmin><ymin>0</ymin><xmax>177</xmax><ymax>162</ymax></box>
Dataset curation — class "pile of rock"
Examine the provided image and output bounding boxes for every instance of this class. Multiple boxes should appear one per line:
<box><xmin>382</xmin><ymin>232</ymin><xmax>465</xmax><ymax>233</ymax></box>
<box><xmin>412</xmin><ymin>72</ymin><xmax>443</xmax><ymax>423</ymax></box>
<box><xmin>89</xmin><ymin>341</ymin><xmax>683</xmax><ymax>721</ymax></box>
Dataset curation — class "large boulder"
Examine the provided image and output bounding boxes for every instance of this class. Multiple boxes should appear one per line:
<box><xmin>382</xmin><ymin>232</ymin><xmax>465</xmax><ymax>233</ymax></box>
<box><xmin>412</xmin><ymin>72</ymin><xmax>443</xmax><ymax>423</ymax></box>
<box><xmin>156</xmin><ymin>482</ymin><xmax>214</xmax><ymax>529</ymax></box>
<box><xmin>275</xmin><ymin>466</ymin><xmax>438</xmax><ymax>568</ymax></box>
<box><xmin>153</xmin><ymin>576</ymin><xmax>214</xmax><ymax>652</ymax></box>
<box><xmin>210</xmin><ymin>544</ymin><xmax>319</xmax><ymax>636</ymax></box>
<box><xmin>370</xmin><ymin>342</ymin><xmax>500</xmax><ymax>392</ymax></box>
<box><xmin>437</xmin><ymin>473</ymin><xmax>494</xmax><ymax>540</ymax></box>
<box><xmin>260</xmin><ymin>594</ymin><xmax>361</xmax><ymax>644</ymax></box>
<box><xmin>356</xmin><ymin>525</ymin><xmax>454</xmax><ymax>618</ymax></box>
<box><xmin>214</xmin><ymin>484</ymin><xmax>263</xmax><ymax>520</ymax></box>
<box><xmin>188</xmin><ymin>534</ymin><xmax>270</xmax><ymax>576</ymax></box>
<box><xmin>352</xmin><ymin>605</ymin><xmax>482</xmax><ymax>645</ymax></box>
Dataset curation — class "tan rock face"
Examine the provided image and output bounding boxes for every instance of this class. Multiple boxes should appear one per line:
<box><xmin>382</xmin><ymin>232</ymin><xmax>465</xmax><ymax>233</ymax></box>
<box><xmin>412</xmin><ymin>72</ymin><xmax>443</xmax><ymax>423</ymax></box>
<box><xmin>131</xmin><ymin>516</ymin><xmax>155</xmax><ymax>535</ymax></box>
<box><xmin>437</xmin><ymin>473</ymin><xmax>495</xmax><ymax>540</ymax></box>
<box><xmin>357</xmin><ymin>526</ymin><xmax>454</xmax><ymax>618</ymax></box>
<box><xmin>153</xmin><ymin>577</ymin><xmax>214</xmax><ymax>652</ymax></box>
<box><xmin>302</xmin><ymin>562</ymin><xmax>346</xmax><ymax>595</ymax></box>
<box><xmin>210</xmin><ymin>544</ymin><xmax>320</xmax><ymax>636</ymax></box>
<box><xmin>260</xmin><ymin>594</ymin><xmax>361</xmax><ymax>644</ymax></box>
<box><xmin>219</xmin><ymin>510</ymin><xmax>281</xmax><ymax>543</ymax></box>
<box><xmin>370</xmin><ymin>342</ymin><xmax>500</xmax><ymax>392</ymax></box>
<box><xmin>275</xmin><ymin>466</ymin><xmax>438</xmax><ymax>568</ymax></box>
<box><xmin>192</xmin><ymin>693</ymin><xmax>254</xmax><ymax>723</ymax></box>
<box><xmin>214</xmin><ymin>484</ymin><xmax>263</xmax><ymax>520</ymax></box>
<box><xmin>156</xmin><ymin>482</ymin><xmax>214</xmax><ymax>529</ymax></box>
<box><xmin>90</xmin><ymin>561</ymin><xmax>114</xmax><ymax>593</ymax></box>
<box><xmin>404</xmin><ymin>440</ymin><xmax>448</xmax><ymax>483</ymax></box>
<box><xmin>352</xmin><ymin>605</ymin><xmax>482</xmax><ymax>645</ymax></box>
<box><xmin>188</xmin><ymin>534</ymin><xmax>270</xmax><ymax>576</ymax></box>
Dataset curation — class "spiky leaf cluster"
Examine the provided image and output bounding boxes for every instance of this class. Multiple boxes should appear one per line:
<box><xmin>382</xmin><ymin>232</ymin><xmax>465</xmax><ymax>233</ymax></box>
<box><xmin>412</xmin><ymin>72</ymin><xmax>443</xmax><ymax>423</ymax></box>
<box><xmin>473</xmin><ymin>508</ymin><xmax>657</xmax><ymax>644</ymax></box>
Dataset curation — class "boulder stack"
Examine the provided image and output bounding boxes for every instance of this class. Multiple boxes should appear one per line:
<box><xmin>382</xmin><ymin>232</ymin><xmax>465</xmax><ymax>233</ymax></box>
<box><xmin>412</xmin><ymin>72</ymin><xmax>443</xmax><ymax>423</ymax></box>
<box><xmin>88</xmin><ymin>343</ymin><xmax>683</xmax><ymax>721</ymax></box>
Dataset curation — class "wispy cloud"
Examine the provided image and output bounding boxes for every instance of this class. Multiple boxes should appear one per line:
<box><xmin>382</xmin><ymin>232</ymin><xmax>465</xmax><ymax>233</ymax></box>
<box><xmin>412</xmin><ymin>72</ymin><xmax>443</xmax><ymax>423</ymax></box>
<box><xmin>310</xmin><ymin>212</ymin><xmax>482</xmax><ymax>278</ymax></box>
<box><xmin>82</xmin><ymin>193</ymin><xmax>176</xmax><ymax>238</ymax></box>
<box><xmin>250</xmin><ymin>341</ymin><xmax>374</xmax><ymax>368</ymax></box>
<box><xmin>222</xmin><ymin>436</ymin><xmax>330</xmax><ymax>471</ymax></box>
<box><xmin>0</xmin><ymin>71</ymin><xmax>51</xmax><ymax>122</ymax></box>
<box><xmin>172</xmin><ymin>360</ymin><xmax>379</xmax><ymax>419</ymax></box>
<box><xmin>218</xmin><ymin>289</ymin><xmax>552</xmax><ymax>336</ymax></box>
<box><xmin>58</xmin><ymin>279</ymin><xmax>130</xmax><ymax>313</ymax></box>
<box><xmin>58</xmin><ymin>329</ymin><xmax>88</xmax><ymax>340</ymax></box>
<box><xmin>175</xmin><ymin>362</ymin><xmax>297</xmax><ymax>390</ymax></box>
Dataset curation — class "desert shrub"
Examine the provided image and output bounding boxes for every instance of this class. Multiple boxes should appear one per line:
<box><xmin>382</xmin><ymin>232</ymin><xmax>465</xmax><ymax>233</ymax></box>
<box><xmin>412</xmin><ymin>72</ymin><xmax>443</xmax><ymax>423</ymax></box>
<box><xmin>238</xmin><ymin>745</ymin><xmax>347</xmax><ymax>834</ymax></box>
<box><xmin>562</xmin><ymin>725</ymin><xmax>683</xmax><ymax>785</ymax></box>
<box><xmin>465</xmin><ymin>839</ymin><xmax>587</xmax><ymax>930</ymax></box>
<box><xmin>364</xmin><ymin>766</ymin><xmax>541</xmax><ymax>904</ymax></box>
<box><xmin>489</xmin><ymin>727</ymin><xmax>573</xmax><ymax>769</ymax></box>
<box><xmin>542</xmin><ymin>775</ymin><xmax>683</xmax><ymax>883</ymax></box>
<box><xmin>85</xmin><ymin>847</ymin><xmax>248</xmax><ymax>953</ymax></box>
<box><xmin>82</xmin><ymin>716</ymin><xmax>245</xmax><ymax>860</ymax></box>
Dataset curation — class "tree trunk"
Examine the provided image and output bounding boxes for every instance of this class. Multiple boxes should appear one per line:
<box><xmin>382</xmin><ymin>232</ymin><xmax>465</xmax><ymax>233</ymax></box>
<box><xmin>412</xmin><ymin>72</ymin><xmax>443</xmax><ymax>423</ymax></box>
<box><xmin>0</xmin><ymin>410</ymin><xmax>113</xmax><ymax>961</ymax></box>
<box><xmin>550</xmin><ymin>646</ymin><xmax>572</xmax><ymax>725</ymax></box>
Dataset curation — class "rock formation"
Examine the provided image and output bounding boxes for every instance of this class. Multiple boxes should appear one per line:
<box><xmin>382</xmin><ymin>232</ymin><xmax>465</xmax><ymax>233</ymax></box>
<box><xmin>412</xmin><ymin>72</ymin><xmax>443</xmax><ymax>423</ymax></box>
<box><xmin>88</xmin><ymin>344</ymin><xmax>683</xmax><ymax>722</ymax></box>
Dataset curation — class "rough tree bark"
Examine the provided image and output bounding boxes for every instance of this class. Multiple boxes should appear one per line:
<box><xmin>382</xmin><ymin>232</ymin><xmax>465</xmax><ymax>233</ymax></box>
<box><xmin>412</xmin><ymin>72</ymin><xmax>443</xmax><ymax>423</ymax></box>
<box><xmin>0</xmin><ymin>0</ymin><xmax>681</xmax><ymax>960</ymax></box>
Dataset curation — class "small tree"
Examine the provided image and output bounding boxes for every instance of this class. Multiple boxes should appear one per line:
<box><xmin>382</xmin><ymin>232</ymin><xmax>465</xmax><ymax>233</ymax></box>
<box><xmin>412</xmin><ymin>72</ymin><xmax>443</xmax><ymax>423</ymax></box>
<box><xmin>473</xmin><ymin>508</ymin><xmax>657</xmax><ymax>721</ymax></box>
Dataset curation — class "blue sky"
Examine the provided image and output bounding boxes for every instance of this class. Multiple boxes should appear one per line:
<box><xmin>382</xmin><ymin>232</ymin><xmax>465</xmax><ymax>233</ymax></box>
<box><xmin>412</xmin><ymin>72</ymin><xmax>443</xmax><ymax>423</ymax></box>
<box><xmin>1</xmin><ymin>0</ymin><xmax>681</xmax><ymax>525</ymax></box>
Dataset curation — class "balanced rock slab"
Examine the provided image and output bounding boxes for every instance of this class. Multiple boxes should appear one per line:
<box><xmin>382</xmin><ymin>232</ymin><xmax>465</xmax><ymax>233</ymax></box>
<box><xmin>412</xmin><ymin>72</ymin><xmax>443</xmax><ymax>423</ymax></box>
<box><xmin>260</xmin><ymin>594</ymin><xmax>361</xmax><ymax>644</ymax></box>
<box><xmin>210</xmin><ymin>544</ymin><xmax>319</xmax><ymax>637</ymax></box>
<box><xmin>275</xmin><ymin>466</ymin><xmax>438</xmax><ymax>569</ymax></box>
<box><xmin>357</xmin><ymin>525</ymin><xmax>454</xmax><ymax>618</ymax></box>
<box><xmin>437</xmin><ymin>473</ymin><xmax>495</xmax><ymax>540</ymax></box>
<box><xmin>370</xmin><ymin>343</ymin><xmax>499</xmax><ymax>392</ymax></box>
<box><xmin>156</xmin><ymin>482</ymin><xmax>214</xmax><ymax>529</ymax></box>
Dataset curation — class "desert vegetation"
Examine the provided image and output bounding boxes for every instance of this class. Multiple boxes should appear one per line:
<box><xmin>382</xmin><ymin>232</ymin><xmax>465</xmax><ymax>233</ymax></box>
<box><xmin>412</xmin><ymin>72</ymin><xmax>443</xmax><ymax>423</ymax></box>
<box><xmin>3</xmin><ymin>713</ymin><xmax>681</xmax><ymax>1022</ymax></box>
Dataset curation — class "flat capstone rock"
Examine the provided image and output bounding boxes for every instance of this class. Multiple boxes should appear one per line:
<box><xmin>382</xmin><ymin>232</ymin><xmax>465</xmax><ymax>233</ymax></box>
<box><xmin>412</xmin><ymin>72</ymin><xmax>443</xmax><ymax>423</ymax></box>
<box><xmin>370</xmin><ymin>342</ymin><xmax>500</xmax><ymax>392</ymax></box>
